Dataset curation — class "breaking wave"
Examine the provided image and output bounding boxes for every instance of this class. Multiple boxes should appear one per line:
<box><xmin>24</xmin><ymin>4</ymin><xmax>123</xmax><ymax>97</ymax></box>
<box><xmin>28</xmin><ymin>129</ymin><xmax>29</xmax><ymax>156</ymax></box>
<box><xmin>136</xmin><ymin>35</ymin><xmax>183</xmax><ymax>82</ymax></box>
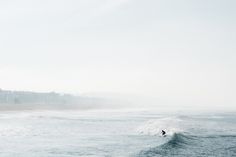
<box><xmin>137</xmin><ymin>132</ymin><xmax>236</xmax><ymax>157</ymax></box>
<box><xmin>138</xmin><ymin>133</ymin><xmax>196</xmax><ymax>157</ymax></box>
<box><xmin>161</xmin><ymin>133</ymin><xmax>195</xmax><ymax>149</ymax></box>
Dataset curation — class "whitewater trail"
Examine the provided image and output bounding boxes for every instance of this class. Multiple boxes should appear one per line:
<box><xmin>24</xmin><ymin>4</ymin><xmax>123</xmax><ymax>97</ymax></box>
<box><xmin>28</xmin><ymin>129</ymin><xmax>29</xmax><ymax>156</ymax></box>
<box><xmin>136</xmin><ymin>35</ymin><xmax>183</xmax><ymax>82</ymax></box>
<box><xmin>136</xmin><ymin>117</ymin><xmax>184</xmax><ymax>136</ymax></box>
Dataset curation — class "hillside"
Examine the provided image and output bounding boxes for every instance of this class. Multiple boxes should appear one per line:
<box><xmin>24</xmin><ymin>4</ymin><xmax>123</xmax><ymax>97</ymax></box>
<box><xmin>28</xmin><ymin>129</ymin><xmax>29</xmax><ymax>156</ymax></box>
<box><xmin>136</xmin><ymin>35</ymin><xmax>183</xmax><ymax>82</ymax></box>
<box><xmin>0</xmin><ymin>89</ymin><xmax>103</xmax><ymax>110</ymax></box>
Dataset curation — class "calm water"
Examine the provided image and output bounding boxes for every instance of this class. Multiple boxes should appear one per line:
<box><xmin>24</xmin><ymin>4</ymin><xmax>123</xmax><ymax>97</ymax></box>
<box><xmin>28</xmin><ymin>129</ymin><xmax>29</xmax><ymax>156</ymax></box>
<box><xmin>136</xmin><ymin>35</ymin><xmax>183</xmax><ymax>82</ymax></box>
<box><xmin>0</xmin><ymin>110</ymin><xmax>235</xmax><ymax>157</ymax></box>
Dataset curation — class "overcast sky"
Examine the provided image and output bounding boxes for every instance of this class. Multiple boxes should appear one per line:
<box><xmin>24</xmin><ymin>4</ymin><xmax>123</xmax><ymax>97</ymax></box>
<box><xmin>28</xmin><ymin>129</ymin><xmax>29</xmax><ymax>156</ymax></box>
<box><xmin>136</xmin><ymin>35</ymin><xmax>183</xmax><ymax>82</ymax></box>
<box><xmin>0</xmin><ymin>0</ymin><xmax>235</xmax><ymax>109</ymax></box>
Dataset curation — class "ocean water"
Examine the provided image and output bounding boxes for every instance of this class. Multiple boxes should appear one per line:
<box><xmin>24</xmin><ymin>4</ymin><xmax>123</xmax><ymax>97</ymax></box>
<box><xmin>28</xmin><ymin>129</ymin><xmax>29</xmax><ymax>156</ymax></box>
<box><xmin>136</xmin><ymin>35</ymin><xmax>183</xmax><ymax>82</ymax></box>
<box><xmin>0</xmin><ymin>110</ymin><xmax>235</xmax><ymax>157</ymax></box>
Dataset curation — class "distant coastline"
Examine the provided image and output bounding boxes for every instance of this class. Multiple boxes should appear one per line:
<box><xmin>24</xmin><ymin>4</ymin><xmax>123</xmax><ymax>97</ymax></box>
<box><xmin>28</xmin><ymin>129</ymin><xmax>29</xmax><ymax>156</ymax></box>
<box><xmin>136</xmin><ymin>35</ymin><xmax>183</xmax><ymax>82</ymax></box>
<box><xmin>0</xmin><ymin>89</ymin><xmax>104</xmax><ymax>110</ymax></box>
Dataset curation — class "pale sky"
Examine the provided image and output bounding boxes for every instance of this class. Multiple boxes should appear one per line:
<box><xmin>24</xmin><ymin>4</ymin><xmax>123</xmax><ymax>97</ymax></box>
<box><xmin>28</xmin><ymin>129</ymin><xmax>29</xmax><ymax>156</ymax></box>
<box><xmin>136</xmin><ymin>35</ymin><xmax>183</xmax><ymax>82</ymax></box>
<box><xmin>0</xmin><ymin>0</ymin><xmax>235</xmax><ymax>108</ymax></box>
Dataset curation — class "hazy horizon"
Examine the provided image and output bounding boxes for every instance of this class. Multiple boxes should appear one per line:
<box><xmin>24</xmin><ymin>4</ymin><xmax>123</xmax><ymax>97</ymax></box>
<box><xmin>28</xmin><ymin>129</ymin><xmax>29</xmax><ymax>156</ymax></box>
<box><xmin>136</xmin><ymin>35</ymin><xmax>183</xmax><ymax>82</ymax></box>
<box><xmin>0</xmin><ymin>0</ymin><xmax>235</xmax><ymax>110</ymax></box>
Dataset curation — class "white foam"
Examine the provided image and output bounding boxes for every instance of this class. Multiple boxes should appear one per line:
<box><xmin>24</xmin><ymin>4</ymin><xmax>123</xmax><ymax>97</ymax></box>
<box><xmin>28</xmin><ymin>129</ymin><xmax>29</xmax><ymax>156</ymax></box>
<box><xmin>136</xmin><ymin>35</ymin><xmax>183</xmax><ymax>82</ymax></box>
<box><xmin>136</xmin><ymin>117</ymin><xmax>183</xmax><ymax>136</ymax></box>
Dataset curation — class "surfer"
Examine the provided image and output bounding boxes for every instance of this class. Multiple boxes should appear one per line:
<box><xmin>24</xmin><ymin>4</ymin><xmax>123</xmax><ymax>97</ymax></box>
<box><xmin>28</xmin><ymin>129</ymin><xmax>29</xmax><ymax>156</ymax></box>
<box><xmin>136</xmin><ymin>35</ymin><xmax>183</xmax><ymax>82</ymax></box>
<box><xmin>161</xmin><ymin>130</ymin><xmax>166</xmax><ymax>136</ymax></box>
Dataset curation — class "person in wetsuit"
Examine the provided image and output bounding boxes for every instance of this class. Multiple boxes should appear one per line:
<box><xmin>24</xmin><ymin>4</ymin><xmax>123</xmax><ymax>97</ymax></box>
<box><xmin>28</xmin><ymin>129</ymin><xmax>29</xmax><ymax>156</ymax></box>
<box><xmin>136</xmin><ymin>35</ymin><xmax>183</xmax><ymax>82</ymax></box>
<box><xmin>161</xmin><ymin>130</ymin><xmax>166</xmax><ymax>136</ymax></box>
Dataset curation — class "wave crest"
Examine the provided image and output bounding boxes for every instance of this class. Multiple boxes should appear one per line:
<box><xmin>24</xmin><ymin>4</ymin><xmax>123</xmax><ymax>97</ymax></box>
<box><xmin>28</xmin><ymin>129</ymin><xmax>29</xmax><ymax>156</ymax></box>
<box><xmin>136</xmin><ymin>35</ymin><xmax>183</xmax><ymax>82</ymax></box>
<box><xmin>138</xmin><ymin>133</ymin><xmax>195</xmax><ymax>157</ymax></box>
<box><xmin>162</xmin><ymin>133</ymin><xmax>194</xmax><ymax>149</ymax></box>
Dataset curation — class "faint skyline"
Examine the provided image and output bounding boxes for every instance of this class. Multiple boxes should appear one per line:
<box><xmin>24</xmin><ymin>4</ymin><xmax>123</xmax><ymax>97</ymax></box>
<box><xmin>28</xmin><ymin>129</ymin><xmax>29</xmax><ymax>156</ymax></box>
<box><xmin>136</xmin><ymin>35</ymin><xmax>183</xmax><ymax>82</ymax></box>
<box><xmin>0</xmin><ymin>0</ymin><xmax>235</xmax><ymax>109</ymax></box>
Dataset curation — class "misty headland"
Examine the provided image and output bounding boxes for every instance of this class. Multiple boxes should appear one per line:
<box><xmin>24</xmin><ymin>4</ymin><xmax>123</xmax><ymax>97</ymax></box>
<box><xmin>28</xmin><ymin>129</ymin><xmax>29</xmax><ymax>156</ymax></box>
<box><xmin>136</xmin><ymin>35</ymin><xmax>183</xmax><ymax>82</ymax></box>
<box><xmin>0</xmin><ymin>89</ymin><xmax>111</xmax><ymax>110</ymax></box>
